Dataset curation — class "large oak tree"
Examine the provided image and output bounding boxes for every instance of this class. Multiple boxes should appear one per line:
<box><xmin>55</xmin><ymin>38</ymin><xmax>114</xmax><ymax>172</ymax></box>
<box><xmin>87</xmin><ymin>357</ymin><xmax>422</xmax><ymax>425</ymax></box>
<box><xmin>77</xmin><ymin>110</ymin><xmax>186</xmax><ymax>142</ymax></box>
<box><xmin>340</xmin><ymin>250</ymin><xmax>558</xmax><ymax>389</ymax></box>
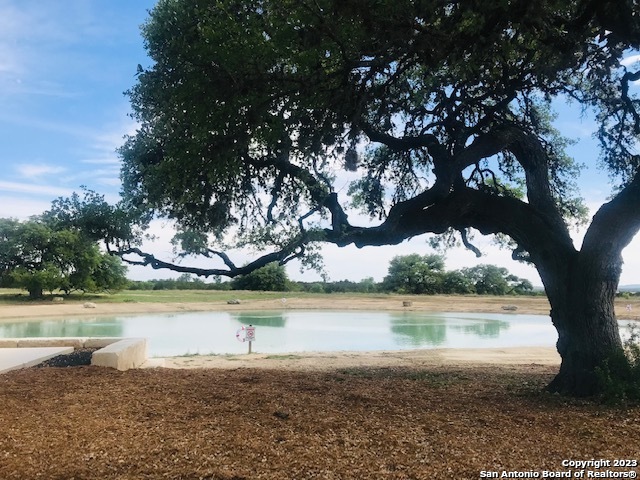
<box><xmin>63</xmin><ymin>0</ymin><xmax>640</xmax><ymax>395</ymax></box>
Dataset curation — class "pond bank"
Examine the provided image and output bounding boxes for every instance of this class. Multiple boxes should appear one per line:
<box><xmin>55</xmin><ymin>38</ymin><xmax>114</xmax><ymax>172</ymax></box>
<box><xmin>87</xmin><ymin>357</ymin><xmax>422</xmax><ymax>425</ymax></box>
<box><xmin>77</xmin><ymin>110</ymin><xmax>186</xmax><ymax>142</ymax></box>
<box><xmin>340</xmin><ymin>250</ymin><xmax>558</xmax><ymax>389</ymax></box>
<box><xmin>0</xmin><ymin>294</ymin><xmax>556</xmax><ymax>320</ymax></box>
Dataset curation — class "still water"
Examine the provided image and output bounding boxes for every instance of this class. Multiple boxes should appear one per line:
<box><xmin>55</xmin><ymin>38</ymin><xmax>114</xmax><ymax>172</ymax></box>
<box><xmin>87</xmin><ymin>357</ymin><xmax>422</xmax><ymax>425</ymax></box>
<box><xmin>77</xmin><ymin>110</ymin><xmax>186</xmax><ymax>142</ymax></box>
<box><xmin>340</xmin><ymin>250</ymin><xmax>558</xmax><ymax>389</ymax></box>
<box><xmin>0</xmin><ymin>310</ymin><xmax>571</xmax><ymax>357</ymax></box>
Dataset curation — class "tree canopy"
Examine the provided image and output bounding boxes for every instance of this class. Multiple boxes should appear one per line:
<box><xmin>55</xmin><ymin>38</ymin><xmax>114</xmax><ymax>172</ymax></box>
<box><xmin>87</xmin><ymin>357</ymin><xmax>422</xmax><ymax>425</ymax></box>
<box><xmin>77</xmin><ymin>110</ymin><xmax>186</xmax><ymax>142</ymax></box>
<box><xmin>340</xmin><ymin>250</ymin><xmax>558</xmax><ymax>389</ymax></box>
<box><xmin>52</xmin><ymin>0</ymin><xmax>640</xmax><ymax>396</ymax></box>
<box><xmin>461</xmin><ymin>264</ymin><xmax>534</xmax><ymax>296</ymax></box>
<box><xmin>383</xmin><ymin>254</ymin><xmax>445</xmax><ymax>294</ymax></box>
<box><xmin>382</xmin><ymin>254</ymin><xmax>532</xmax><ymax>295</ymax></box>
<box><xmin>115</xmin><ymin>0</ymin><xmax>640</xmax><ymax>274</ymax></box>
<box><xmin>231</xmin><ymin>262</ymin><xmax>290</xmax><ymax>291</ymax></box>
<box><xmin>0</xmin><ymin>217</ymin><xmax>128</xmax><ymax>298</ymax></box>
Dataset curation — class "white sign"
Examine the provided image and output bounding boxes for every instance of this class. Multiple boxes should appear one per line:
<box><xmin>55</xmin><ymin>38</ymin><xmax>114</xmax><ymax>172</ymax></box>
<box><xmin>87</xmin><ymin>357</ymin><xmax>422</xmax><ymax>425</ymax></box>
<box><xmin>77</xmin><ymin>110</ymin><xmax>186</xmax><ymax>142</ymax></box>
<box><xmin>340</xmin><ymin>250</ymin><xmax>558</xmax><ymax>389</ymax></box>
<box><xmin>245</xmin><ymin>326</ymin><xmax>256</xmax><ymax>342</ymax></box>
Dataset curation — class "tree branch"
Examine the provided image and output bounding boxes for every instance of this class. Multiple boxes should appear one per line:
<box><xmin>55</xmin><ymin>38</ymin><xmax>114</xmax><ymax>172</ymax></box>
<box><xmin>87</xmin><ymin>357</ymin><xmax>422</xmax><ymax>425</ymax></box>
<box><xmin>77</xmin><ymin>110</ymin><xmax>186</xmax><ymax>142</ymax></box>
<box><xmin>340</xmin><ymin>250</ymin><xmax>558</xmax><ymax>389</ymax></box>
<box><xmin>359</xmin><ymin>122</ymin><xmax>446</xmax><ymax>157</ymax></box>
<box><xmin>459</xmin><ymin>228</ymin><xmax>482</xmax><ymax>257</ymax></box>
<box><xmin>325</xmin><ymin>186</ymin><xmax>575</xmax><ymax>268</ymax></box>
<box><xmin>621</xmin><ymin>69</ymin><xmax>640</xmax><ymax>135</ymax></box>
<box><xmin>581</xmin><ymin>168</ymin><xmax>640</xmax><ymax>260</ymax></box>
<box><xmin>204</xmin><ymin>249</ymin><xmax>237</xmax><ymax>270</ymax></box>
<box><xmin>111</xmin><ymin>237</ymin><xmax>308</xmax><ymax>279</ymax></box>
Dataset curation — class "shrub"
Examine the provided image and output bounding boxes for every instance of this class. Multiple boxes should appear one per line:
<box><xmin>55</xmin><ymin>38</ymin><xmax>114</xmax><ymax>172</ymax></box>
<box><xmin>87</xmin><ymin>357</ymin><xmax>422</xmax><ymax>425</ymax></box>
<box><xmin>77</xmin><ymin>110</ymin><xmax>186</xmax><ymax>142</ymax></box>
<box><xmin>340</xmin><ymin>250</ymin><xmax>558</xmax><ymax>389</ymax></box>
<box><xmin>596</xmin><ymin>324</ymin><xmax>640</xmax><ymax>403</ymax></box>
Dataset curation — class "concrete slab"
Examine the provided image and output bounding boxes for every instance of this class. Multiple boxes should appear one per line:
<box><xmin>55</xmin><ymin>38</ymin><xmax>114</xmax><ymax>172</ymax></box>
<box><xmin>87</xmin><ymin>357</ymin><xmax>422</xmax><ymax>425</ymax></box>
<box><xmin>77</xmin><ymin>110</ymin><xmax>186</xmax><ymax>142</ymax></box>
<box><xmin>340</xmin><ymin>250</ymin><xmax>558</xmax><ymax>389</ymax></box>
<box><xmin>84</xmin><ymin>337</ymin><xmax>124</xmax><ymax>348</ymax></box>
<box><xmin>0</xmin><ymin>347</ymin><xmax>74</xmax><ymax>374</ymax></box>
<box><xmin>17</xmin><ymin>337</ymin><xmax>84</xmax><ymax>349</ymax></box>
<box><xmin>91</xmin><ymin>338</ymin><xmax>148</xmax><ymax>371</ymax></box>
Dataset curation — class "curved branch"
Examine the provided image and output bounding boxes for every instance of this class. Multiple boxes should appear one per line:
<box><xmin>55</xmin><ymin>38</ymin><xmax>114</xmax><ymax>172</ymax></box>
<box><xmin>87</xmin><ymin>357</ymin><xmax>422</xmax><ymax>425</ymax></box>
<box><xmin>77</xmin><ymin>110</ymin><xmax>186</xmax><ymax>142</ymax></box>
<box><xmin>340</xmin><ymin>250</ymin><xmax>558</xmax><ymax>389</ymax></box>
<box><xmin>204</xmin><ymin>249</ymin><xmax>236</xmax><ymax>270</ymax></box>
<box><xmin>111</xmin><ymin>236</ymin><xmax>309</xmax><ymax>279</ymax></box>
<box><xmin>360</xmin><ymin>123</ymin><xmax>441</xmax><ymax>152</ymax></box>
<box><xmin>495</xmin><ymin>126</ymin><xmax>574</xmax><ymax>244</ymax></box>
<box><xmin>459</xmin><ymin>228</ymin><xmax>482</xmax><ymax>257</ymax></box>
<box><xmin>325</xmin><ymin>186</ymin><xmax>576</xmax><ymax>269</ymax></box>
<box><xmin>621</xmin><ymin>69</ymin><xmax>640</xmax><ymax>134</ymax></box>
<box><xmin>581</xmin><ymin>168</ymin><xmax>640</xmax><ymax>260</ymax></box>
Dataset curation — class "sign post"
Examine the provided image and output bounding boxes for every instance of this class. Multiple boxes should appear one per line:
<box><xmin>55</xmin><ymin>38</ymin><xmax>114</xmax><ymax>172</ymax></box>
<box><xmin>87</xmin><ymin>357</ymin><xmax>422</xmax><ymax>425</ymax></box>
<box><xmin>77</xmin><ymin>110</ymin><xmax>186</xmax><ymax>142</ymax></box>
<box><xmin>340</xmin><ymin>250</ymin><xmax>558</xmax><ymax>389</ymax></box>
<box><xmin>245</xmin><ymin>325</ymin><xmax>256</xmax><ymax>354</ymax></box>
<box><xmin>235</xmin><ymin>324</ymin><xmax>256</xmax><ymax>353</ymax></box>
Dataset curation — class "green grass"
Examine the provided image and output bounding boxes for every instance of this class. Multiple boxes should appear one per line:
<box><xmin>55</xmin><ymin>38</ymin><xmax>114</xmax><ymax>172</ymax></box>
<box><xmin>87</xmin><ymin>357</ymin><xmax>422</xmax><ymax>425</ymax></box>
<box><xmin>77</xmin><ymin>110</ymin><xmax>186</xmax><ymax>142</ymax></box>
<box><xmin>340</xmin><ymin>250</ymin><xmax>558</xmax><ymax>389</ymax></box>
<box><xmin>0</xmin><ymin>288</ymin><xmax>326</xmax><ymax>305</ymax></box>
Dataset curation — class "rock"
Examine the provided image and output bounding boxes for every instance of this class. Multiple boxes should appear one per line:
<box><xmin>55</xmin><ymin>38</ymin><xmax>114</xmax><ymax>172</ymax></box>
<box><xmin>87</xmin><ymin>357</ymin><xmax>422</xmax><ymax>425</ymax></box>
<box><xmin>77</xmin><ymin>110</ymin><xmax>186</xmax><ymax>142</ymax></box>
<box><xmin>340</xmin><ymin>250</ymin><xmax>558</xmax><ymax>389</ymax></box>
<box><xmin>501</xmin><ymin>305</ymin><xmax>518</xmax><ymax>311</ymax></box>
<box><xmin>83</xmin><ymin>302</ymin><xmax>97</xmax><ymax>309</ymax></box>
<box><xmin>273</xmin><ymin>410</ymin><xmax>290</xmax><ymax>420</ymax></box>
<box><xmin>227</xmin><ymin>299</ymin><xmax>241</xmax><ymax>305</ymax></box>
<box><xmin>35</xmin><ymin>348</ymin><xmax>97</xmax><ymax>368</ymax></box>
<box><xmin>403</xmin><ymin>301</ymin><xmax>413</xmax><ymax>307</ymax></box>
<box><xmin>52</xmin><ymin>297</ymin><xmax>64</xmax><ymax>302</ymax></box>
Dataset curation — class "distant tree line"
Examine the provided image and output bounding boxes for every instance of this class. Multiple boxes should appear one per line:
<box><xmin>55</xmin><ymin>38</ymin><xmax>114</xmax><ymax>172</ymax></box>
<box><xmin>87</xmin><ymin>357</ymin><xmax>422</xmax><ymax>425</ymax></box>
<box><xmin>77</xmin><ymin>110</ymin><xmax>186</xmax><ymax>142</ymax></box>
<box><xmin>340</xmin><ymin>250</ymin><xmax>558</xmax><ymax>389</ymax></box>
<box><xmin>128</xmin><ymin>255</ymin><xmax>538</xmax><ymax>295</ymax></box>
<box><xmin>128</xmin><ymin>274</ymin><xmax>230</xmax><ymax>291</ymax></box>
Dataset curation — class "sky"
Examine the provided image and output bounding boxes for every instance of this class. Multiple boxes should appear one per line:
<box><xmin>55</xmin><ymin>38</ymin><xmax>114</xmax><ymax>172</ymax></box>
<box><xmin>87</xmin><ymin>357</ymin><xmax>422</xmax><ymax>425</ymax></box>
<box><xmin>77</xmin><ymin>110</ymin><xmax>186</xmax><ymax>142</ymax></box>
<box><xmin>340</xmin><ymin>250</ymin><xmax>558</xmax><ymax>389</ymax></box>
<box><xmin>1</xmin><ymin>0</ymin><xmax>640</xmax><ymax>287</ymax></box>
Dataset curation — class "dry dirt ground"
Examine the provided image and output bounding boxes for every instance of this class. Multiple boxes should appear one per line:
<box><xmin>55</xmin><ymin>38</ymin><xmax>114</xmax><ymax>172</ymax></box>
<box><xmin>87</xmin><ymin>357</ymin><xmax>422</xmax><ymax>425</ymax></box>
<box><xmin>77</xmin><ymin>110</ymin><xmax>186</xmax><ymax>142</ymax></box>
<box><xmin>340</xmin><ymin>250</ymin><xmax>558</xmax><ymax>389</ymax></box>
<box><xmin>1</xmin><ymin>296</ymin><xmax>640</xmax><ymax>479</ymax></box>
<box><xmin>2</xmin><ymin>362</ymin><xmax>640</xmax><ymax>479</ymax></box>
<box><xmin>2</xmin><ymin>293</ymin><xmax>639</xmax><ymax>320</ymax></box>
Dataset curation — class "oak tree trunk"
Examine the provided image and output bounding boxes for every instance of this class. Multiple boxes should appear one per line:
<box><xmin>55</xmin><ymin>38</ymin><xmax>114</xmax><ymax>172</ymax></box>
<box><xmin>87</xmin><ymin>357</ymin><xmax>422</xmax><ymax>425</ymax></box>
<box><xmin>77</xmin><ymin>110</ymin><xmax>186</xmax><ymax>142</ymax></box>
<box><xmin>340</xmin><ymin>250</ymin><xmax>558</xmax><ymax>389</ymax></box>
<box><xmin>543</xmin><ymin>253</ymin><xmax>624</xmax><ymax>396</ymax></box>
<box><xmin>28</xmin><ymin>287</ymin><xmax>44</xmax><ymax>299</ymax></box>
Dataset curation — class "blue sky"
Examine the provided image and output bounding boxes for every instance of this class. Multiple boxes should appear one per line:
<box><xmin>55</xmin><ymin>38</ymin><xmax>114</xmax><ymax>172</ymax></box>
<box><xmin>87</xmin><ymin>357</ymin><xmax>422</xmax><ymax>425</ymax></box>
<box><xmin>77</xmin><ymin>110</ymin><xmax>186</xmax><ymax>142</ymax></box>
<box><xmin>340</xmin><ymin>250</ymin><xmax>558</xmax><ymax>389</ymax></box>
<box><xmin>1</xmin><ymin>0</ymin><xmax>639</xmax><ymax>286</ymax></box>
<box><xmin>0</xmin><ymin>0</ymin><xmax>151</xmax><ymax>211</ymax></box>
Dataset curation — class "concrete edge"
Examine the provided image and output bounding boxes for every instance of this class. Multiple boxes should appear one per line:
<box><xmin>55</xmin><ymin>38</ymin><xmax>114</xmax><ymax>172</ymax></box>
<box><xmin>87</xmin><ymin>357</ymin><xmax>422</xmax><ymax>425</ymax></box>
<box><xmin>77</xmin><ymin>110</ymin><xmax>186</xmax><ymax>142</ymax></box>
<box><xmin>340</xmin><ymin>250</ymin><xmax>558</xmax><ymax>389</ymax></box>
<box><xmin>2</xmin><ymin>337</ymin><xmax>131</xmax><ymax>349</ymax></box>
<box><xmin>17</xmin><ymin>337</ymin><xmax>85</xmax><ymax>349</ymax></box>
<box><xmin>0</xmin><ymin>347</ymin><xmax>74</xmax><ymax>374</ymax></box>
<box><xmin>90</xmin><ymin>338</ymin><xmax>148</xmax><ymax>371</ymax></box>
<box><xmin>84</xmin><ymin>338</ymin><xmax>124</xmax><ymax>348</ymax></box>
<box><xmin>1</xmin><ymin>337</ymin><xmax>149</xmax><ymax>372</ymax></box>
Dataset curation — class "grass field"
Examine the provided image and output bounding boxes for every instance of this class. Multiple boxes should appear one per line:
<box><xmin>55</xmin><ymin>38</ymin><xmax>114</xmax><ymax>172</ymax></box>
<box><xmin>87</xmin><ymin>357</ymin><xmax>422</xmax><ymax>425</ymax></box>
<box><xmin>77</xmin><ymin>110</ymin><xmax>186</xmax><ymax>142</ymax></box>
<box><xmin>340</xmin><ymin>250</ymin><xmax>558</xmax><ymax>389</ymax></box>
<box><xmin>0</xmin><ymin>288</ymin><xmax>322</xmax><ymax>305</ymax></box>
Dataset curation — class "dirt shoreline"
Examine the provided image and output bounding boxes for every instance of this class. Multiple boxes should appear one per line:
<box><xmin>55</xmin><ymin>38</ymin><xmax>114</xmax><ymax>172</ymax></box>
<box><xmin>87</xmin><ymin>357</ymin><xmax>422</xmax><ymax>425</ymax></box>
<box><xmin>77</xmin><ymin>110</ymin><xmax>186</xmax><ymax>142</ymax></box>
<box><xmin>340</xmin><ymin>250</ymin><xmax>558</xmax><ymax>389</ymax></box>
<box><xmin>0</xmin><ymin>294</ymin><xmax>557</xmax><ymax>320</ymax></box>
<box><xmin>2</xmin><ymin>294</ymin><xmax>639</xmax><ymax>321</ymax></box>
<box><xmin>161</xmin><ymin>346</ymin><xmax>562</xmax><ymax>370</ymax></box>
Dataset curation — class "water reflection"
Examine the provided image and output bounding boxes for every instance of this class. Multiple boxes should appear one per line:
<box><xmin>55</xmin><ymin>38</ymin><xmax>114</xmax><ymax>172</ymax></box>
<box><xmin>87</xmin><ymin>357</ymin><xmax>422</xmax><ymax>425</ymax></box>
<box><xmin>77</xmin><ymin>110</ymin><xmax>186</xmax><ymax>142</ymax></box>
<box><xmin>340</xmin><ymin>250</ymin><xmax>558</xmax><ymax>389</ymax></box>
<box><xmin>0</xmin><ymin>317</ymin><xmax>124</xmax><ymax>338</ymax></box>
<box><xmin>390</xmin><ymin>314</ymin><xmax>510</xmax><ymax>347</ymax></box>
<box><xmin>390</xmin><ymin>316</ymin><xmax>447</xmax><ymax>347</ymax></box>
<box><xmin>449</xmin><ymin>320</ymin><xmax>510</xmax><ymax>338</ymax></box>
<box><xmin>231</xmin><ymin>312</ymin><xmax>287</xmax><ymax>328</ymax></box>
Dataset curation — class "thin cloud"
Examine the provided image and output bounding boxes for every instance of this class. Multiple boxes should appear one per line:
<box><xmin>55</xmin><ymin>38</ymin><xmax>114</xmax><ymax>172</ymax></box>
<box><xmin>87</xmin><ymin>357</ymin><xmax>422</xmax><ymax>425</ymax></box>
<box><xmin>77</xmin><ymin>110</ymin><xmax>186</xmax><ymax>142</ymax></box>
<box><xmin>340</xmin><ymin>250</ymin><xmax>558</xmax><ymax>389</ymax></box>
<box><xmin>0</xmin><ymin>180</ymin><xmax>72</xmax><ymax>197</ymax></box>
<box><xmin>74</xmin><ymin>119</ymin><xmax>137</xmax><ymax>188</ymax></box>
<box><xmin>81</xmin><ymin>157</ymin><xmax>121</xmax><ymax>165</ymax></box>
<box><xmin>15</xmin><ymin>163</ymin><xmax>66</xmax><ymax>178</ymax></box>
<box><xmin>60</xmin><ymin>166</ymin><xmax>121</xmax><ymax>190</ymax></box>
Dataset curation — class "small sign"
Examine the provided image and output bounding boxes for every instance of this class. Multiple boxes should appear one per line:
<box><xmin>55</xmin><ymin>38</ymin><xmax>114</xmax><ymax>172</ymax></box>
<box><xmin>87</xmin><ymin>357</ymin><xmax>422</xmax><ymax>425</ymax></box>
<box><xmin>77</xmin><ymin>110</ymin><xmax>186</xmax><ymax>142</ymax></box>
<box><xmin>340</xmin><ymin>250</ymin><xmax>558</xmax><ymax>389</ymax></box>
<box><xmin>245</xmin><ymin>325</ymin><xmax>256</xmax><ymax>342</ymax></box>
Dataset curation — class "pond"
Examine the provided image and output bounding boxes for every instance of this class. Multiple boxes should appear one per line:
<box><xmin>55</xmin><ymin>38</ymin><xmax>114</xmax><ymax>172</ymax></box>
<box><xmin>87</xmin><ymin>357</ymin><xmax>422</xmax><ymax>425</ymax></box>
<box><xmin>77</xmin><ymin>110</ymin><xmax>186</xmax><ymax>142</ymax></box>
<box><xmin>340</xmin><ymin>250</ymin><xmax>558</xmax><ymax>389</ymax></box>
<box><xmin>1</xmin><ymin>310</ymin><xmax>634</xmax><ymax>357</ymax></box>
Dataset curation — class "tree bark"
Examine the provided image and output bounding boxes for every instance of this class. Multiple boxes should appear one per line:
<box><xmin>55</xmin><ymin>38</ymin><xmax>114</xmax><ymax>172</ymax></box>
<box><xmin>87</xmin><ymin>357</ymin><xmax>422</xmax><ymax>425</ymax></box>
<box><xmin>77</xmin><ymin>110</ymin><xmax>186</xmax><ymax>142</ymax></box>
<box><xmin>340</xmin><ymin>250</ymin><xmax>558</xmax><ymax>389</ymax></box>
<box><xmin>28</xmin><ymin>287</ymin><xmax>43</xmax><ymax>299</ymax></box>
<box><xmin>542</xmin><ymin>252</ymin><xmax>624</xmax><ymax>396</ymax></box>
<box><xmin>543</xmin><ymin>169</ymin><xmax>640</xmax><ymax>395</ymax></box>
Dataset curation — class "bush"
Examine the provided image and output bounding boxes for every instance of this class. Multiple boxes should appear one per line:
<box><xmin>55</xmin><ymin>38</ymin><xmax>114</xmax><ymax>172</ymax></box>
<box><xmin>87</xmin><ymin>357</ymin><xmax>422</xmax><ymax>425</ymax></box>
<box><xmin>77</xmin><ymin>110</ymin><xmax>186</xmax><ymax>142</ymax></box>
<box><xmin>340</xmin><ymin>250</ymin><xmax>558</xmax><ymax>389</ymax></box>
<box><xmin>596</xmin><ymin>324</ymin><xmax>640</xmax><ymax>403</ymax></box>
<box><xmin>231</xmin><ymin>263</ymin><xmax>290</xmax><ymax>291</ymax></box>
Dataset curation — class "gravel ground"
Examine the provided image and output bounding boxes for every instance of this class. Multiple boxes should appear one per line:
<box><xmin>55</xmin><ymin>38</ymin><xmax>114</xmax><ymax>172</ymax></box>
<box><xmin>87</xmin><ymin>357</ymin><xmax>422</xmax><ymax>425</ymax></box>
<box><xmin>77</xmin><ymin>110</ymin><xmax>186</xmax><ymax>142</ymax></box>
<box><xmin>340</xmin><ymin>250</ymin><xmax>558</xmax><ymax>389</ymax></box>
<box><xmin>34</xmin><ymin>348</ymin><xmax>97</xmax><ymax>368</ymax></box>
